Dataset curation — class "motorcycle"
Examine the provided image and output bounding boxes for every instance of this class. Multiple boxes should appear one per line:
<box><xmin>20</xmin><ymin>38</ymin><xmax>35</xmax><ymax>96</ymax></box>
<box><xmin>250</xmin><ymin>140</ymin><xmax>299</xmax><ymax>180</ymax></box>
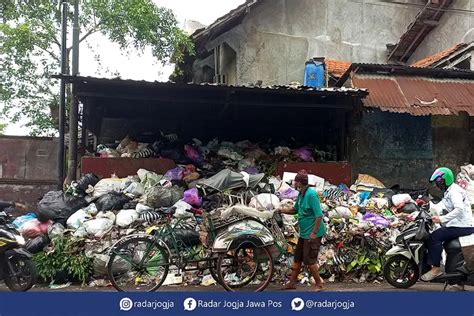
<box><xmin>383</xmin><ymin>204</ymin><xmax>474</xmax><ymax>290</ymax></box>
<box><xmin>0</xmin><ymin>204</ymin><xmax>37</xmax><ymax>291</ymax></box>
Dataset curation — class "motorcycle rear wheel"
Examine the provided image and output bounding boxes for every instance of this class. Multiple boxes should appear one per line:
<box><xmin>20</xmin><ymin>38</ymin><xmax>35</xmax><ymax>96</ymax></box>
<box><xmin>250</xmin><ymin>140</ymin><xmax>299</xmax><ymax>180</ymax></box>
<box><xmin>383</xmin><ymin>255</ymin><xmax>419</xmax><ymax>289</ymax></box>
<box><xmin>4</xmin><ymin>255</ymin><xmax>37</xmax><ymax>292</ymax></box>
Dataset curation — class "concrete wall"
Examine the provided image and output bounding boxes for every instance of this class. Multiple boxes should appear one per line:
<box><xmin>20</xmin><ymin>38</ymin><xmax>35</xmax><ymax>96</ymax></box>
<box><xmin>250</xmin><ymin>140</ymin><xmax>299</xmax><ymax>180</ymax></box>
<box><xmin>194</xmin><ymin>0</ymin><xmax>419</xmax><ymax>85</ymax></box>
<box><xmin>410</xmin><ymin>0</ymin><xmax>474</xmax><ymax>65</ymax></box>
<box><xmin>350</xmin><ymin>110</ymin><xmax>433</xmax><ymax>188</ymax></box>
<box><xmin>432</xmin><ymin>114</ymin><xmax>474</xmax><ymax>172</ymax></box>
<box><xmin>0</xmin><ymin>136</ymin><xmax>57</xmax><ymax>212</ymax></box>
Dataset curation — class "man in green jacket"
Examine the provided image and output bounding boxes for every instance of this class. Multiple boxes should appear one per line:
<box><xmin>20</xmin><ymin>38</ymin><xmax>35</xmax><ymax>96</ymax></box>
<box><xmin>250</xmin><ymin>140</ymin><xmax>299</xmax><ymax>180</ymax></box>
<box><xmin>279</xmin><ymin>170</ymin><xmax>326</xmax><ymax>291</ymax></box>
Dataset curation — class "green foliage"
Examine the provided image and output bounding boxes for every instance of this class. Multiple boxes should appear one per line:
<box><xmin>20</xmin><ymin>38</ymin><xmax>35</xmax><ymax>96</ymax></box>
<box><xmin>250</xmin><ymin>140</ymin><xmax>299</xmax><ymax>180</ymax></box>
<box><xmin>33</xmin><ymin>236</ymin><xmax>93</xmax><ymax>285</ymax></box>
<box><xmin>0</xmin><ymin>0</ymin><xmax>194</xmax><ymax>135</ymax></box>
<box><xmin>347</xmin><ymin>253</ymin><xmax>382</xmax><ymax>274</ymax></box>
<box><xmin>0</xmin><ymin>123</ymin><xmax>6</xmax><ymax>134</ymax></box>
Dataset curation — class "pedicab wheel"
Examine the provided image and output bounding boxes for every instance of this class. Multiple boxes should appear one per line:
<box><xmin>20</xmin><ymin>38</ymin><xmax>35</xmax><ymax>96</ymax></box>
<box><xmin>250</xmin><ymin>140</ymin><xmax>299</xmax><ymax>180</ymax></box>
<box><xmin>383</xmin><ymin>255</ymin><xmax>419</xmax><ymax>289</ymax></box>
<box><xmin>4</xmin><ymin>255</ymin><xmax>37</xmax><ymax>292</ymax></box>
<box><xmin>209</xmin><ymin>257</ymin><xmax>222</xmax><ymax>285</ymax></box>
<box><xmin>107</xmin><ymin>236</ymin><xmax>170</xmax><ymax>292</ymax></box>
<box><xmin>217</xmin><ymin>245</ymin><xmax>274</xmax><ymax>292</ymax></box>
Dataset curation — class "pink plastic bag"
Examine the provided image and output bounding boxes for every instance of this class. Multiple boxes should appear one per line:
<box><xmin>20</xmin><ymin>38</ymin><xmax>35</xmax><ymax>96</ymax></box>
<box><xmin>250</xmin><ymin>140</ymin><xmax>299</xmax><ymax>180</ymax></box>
<box><xmin>164</xmin><ymin>167</ymin><xmax>184</xmax><ymax>181</ymax></box>
<box><xmin>184</xmin><ymin>145</ymin><xmax>201</xmax><ymax>163</ymax></box>
<box><xmin>293</xmin><ymin>147</ymin><xmax>313</xmax><ymax>162</ymax></box>
<box><xmin>183</xmin><ymin>188</ymin><xmax>202</xmax><ymax>207</ymax></box>
<box><xmin>20</xmin><ymin>219</ymin><xmax>52</xmax><ymax>238</ymax></box>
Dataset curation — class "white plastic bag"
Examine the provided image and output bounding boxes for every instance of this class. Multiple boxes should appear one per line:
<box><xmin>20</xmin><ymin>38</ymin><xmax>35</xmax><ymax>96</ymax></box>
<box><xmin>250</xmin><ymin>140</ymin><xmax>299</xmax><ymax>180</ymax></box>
<box><xmin>92</xmin><ymin>178</ymin><xmax>126</xmax><ymax>198</ymax></box>
<box><xmin>83</xmin><ymin>218</ymin><xmax>114</xmax><ymax>238</ymax></box>
<box><xmin>123</xmin><ymin>181</ymin><xmax>145</xmax><ymax>198</ymax></box>
<box><xmin>173</xmin><ymin>201</ymin><xmax>193</xmax><ymax>218</ymax></box>
<box><xmin>67</xmin><ymin>209</ymin><xmax>90</xmax><ymax>230</ymax></box>
<box><xmin>136</xmin><ymin>203</ymin><xmax>153</xmax><ymax>214</ymax></box>
<box><xmin>116</xmin><ymin>209</ymin><xmax>139</xmax><ymax>228</ymax></box>
<box><xmin>249</xmin><ymin>193</ymin><xmax>280</xmax><ymax>211</ymax></box>
<box><xmin>328</xmin><ymin>206</ymin><xmax>352</xmax><ymax>219</ymax></box>
<box><xmin>392</xmin><ymin>194</ymin><xmax>415</xmax><ymax>208</ymax></box>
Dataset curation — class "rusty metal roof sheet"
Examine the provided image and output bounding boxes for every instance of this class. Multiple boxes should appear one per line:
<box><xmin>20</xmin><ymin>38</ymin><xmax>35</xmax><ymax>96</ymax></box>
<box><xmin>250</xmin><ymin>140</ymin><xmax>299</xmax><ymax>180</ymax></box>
<box><xmin>352</xmin><ymin>74</ymin><xmax>474</xmax><ymax>116</ymax></box>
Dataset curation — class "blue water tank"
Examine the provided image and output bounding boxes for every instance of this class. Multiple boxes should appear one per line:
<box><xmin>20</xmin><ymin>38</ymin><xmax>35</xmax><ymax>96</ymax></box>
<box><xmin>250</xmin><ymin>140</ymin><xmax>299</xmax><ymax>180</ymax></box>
<box><xmin>304</xmin><ymin>59</ymin><xmax>325</xmax><ymax>88</ymax></box>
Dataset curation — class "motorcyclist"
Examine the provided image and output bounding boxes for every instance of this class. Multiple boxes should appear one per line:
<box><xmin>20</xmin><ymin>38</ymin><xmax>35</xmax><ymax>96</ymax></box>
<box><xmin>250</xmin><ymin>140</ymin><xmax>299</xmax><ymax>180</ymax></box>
<box><xmin>421</xmin><ymin>167</ymin><xmax>474</xmax><ymax>281</ymax></box>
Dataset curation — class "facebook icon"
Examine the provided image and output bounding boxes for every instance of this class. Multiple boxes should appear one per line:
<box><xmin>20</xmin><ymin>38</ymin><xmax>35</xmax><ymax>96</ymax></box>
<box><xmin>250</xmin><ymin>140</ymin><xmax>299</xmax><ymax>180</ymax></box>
<box><xmin>183</xmin><ymin>298</ymin><xmax>197</xmax><ymax>311</ymax></box>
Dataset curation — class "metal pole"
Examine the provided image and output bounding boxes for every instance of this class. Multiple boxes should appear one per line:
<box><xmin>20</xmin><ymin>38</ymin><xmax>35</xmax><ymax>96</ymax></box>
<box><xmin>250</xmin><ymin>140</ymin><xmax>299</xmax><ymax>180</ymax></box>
<box><xmin>67</xmin><ymin>0</ymin><xmax>79</xmax><ymax>182</ymax></box>
<box><xmin>58</xmin><ymin>1</ymin><xmax>68</xmax><ymax>190</ymax></box>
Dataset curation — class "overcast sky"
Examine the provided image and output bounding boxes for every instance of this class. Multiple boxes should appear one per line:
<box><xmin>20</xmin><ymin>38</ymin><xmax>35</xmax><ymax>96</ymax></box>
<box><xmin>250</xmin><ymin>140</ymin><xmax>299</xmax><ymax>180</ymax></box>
<box><xmin>4</xmin><ymin>0</ymin><xmax>245</xmax><ymax>135</ymax></box>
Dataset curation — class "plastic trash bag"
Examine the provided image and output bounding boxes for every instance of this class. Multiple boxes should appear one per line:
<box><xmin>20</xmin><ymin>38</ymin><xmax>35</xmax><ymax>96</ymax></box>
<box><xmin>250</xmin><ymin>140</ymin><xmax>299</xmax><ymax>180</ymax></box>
<box><xmin>249</xmin><ymin>194</ymin><xmax>280</xmax><ymax>211</ymax></box>
<box><xmin>95</xmin><ymin>192</ymin><xmax>130</xmax><ymax>212</ymax></box>
<box><xmin>135</xmin><ymin>203</ymin><xmax>153</xmax><ymax>214</ymax></box>
<box><xmin>293</xmin><ymin>147</ymin><xmax>313</xmax><ymax>162</ymax></box>
<box><xmin>164</xmin><ymin>229</ymin><xmax>200</xmax><ymax>247</ymax></box>
<box><xmin>392</xmin><ymin>194</ymin><xmax>415</xmax><ymax>208</ymax></box>
<box><xmin>12</xmin><ymin>213</ymin><xmax>37</xmax><ymax>229</ymax></box>
<box><xmin>140</xmin><ymin>186</ymin><xmax>183</xmax><ymax>208</ymax></box>
<box><xmin>184</xmin><ymin>144</ymin><xmax>202</xmax><ymax>164</ymax></box>
<box><xmin>137</xmin><ymin>169</ymin><xmax>163</xmax><ymax>190</ymax></box>
<box><xmin>116</xmin><ymin>209</ymin><xmax>139</xmax><ymax>228</ymax></box>
<box><xmin>277</xmin><ymin>182</ymin><xmax>299</xmax><ymax>200</ymax></box>
<box><xmin>92</xmin><ymin>178</ymin><xmax>127</xmax><ymax>198</ymax></box>
<box><xmin>37</xmin><ymin>191</ymin><xmax>88</xmax><ymax>223</ymax></box>
<box><xmin>183</xmin><ymin>188</ymin><xmax>202</xmax><ymax>207</ymax></box>
<box><xmin>173</xmin><ymin>200</ymin><xmax>193</xmax><ymax>218</ymax></box>
<box><xmin>328</xmin><ymin>206</ymin><xmax>352</xmax><ymax>219</ymax></box>
<box><xmin>25</xmin><ymin>234</ymin><xmax>50</xmax><ymax>254</ymax></box>
<box><xmin>83</xmin><ymin>218</ymin><xmax>114</xmax><ymax>238</ymax></box>
<box><xmin>122</xmin><ymin>181</ymin><xmax>145</xmax><ymax>198</ymax></box>
<box><xmin>48</xmin><ymin>223</ymin><xmax>65</xmax><ymax>239</ymax></box>
<box><xmin>20</xmin><ymin>219</ymin><xmax>51</xmax><ymax>238</ymax></box>
<box><xmin>401</xmin><ymin>202</ymin><xmax>419</xmax><ymax>214</ymax></box>
<box><xmin>164</xmin><ymin>167</ymin><xmax>184</xmax><ymax>181</ymax></box>
<box><xmin>76</xmin><ymin>173</ymin><xmax>100</xmax><ymax>193</ymax></box>
<box><xmin>362</xmin><ymin>213</ymin><xmax>390</xmax><ymax>228</ymax></box>
<box><xmin>92</xmin><ymin>254</ymin><xmax>131</xmax><ymax>277</ymax></box>
<box><xmin>66</xmin><ymin>209</ymin><xmax>91</xmax><ymax>230</ymax></box>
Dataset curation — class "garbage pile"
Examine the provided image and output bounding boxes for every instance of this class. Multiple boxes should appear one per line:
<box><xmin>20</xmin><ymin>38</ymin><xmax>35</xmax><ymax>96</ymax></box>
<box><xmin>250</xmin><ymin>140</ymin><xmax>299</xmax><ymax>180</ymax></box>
<box><xmin>94</xmin><ymin>135</ymin><xmax>338</xmax><ymax>175</ymax></box>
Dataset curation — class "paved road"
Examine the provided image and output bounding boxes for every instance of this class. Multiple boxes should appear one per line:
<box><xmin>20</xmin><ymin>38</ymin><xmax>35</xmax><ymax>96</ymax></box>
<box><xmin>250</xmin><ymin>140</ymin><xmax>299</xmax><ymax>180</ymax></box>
<box><xmin>0</xmin><ymin>282</ymin><xmax>471</xmax><ymax>292</ymax></box>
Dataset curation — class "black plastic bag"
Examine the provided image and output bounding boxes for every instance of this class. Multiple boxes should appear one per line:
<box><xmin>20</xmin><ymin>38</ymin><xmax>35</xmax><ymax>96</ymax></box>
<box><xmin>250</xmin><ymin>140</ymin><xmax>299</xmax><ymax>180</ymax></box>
<box><xmin>123</xmin><ymin>201</ymin><xmax>138</xmax><ymax>210</ymax></box>
<box><xmin>401</xmin><ymin>202</ymin><xmax>419</xmax><ymax>214</ymax></box>
<box><xmin>76</xmin><ymin>173</ymin><xmax>100</xmax><ymax>192</ymax></box>
<box><xmin>37</xmin><ymin>191</ymin><xmax>88</xmax><ymax>223</ymax></box>
<box><xmin>95</xmin><ymin>192</ymin><xmax>130</xmax><ymax>212</ymax></box>
<box><xmin>164</xmin><ymin>229</ymin><xmax>200</xmax><ymax>247</ymax></box>
<box><xmin>25</xmin><ymin>234</ymin><xmax>50</xmax><ymax>254</ymax></box>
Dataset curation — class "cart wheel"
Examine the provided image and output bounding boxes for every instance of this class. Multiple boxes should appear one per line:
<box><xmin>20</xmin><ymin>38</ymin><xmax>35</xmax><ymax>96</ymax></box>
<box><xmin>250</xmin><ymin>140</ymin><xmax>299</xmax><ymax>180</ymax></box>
<box><xmin>107</xmin><ymin>236</ymin><xmax>170</xmax><ymax>292</ymax></box>
<box><xmin>217</xmin><ymin>245</ymin><xmax>274</xmax><ymax>292</ymax></box>
<box><xmin>208</xmin><ymin>256</ymin><xmax>222</xmax><ymax>285</ymax></box>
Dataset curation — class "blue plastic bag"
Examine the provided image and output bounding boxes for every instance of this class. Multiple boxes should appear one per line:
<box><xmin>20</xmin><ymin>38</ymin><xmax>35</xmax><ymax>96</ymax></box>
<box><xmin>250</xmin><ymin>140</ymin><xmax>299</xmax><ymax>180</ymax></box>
<box><xmin>13</xmin><ymin>213</ymin><xmax>38</xmax><ymax>229</ymax></box>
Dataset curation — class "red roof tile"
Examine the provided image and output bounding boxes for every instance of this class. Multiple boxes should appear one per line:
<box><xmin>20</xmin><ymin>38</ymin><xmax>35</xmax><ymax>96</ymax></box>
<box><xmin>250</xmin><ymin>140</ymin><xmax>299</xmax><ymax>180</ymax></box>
<box><xmin>411</xmin><ymin>43</ymin><xmax>467</xmax><ymax>68</ymax></box>
<box><xmin>326</xmin><ymin>59</ymin><xmax>352</xmax><ymax>78</ymax></box>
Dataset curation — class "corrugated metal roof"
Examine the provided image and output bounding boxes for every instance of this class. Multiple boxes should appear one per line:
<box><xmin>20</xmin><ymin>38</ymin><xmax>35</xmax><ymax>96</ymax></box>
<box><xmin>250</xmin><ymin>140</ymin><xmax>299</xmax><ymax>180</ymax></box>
<box><xmin>411</xmin><ymin>43</ymin><xmax>467</xmax><ymax>68</ymax></box>
<box><xmin>58</xmin><ymin>75</ymin><xmax>368</xmax><ymax>97</ymax></box>
<box><xmin>352</xmin><ymin>74</ymin><xmax>474</xmax><ymax>116</ymax></box>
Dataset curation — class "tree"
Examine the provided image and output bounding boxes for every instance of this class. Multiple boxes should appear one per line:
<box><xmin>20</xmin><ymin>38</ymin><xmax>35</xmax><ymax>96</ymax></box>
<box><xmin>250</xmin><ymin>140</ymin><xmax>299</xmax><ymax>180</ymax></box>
<box><xmin>0</xmin><ymin>123</ymin><xmax>6</xmax><ymax>135</ymax></box>
<box><xmin>0</xmin><ymin>0</ymin><xmax>193</xmax><ymax>135</ymax></box>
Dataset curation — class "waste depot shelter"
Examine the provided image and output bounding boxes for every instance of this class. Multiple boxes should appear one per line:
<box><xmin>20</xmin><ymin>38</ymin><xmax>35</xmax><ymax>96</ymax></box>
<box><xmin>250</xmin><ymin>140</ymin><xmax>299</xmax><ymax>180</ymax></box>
<box><xmin>65</xmin><ymin>76</ymin><xmax>368</xmax><ymax>184</ymax></box>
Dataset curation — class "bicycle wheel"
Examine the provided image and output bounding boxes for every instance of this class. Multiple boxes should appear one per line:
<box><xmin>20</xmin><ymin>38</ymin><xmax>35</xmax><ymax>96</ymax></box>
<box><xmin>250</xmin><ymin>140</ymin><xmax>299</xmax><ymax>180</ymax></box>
<box><xmin>217</xmin><ymin>245</ymin><xmax>274</xmax><ymax>292</ymax></box>
<box><xmin>107</xmin><ymin>237</ymin><xmax>170</xmax><ymax>292</ymax></box>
